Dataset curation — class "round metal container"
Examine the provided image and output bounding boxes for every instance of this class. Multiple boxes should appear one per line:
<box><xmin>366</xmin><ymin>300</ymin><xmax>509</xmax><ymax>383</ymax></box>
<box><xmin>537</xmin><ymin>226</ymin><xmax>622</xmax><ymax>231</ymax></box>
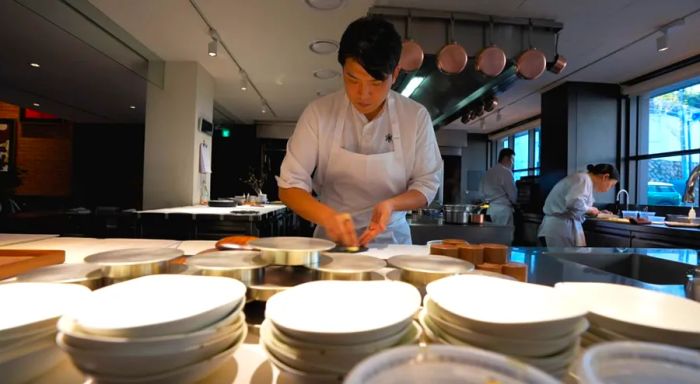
<box><xmin>186</xmin><ymin>251</ymin><xmax>269</xmax><ymax>285</ymax></box>
<box><xmin>14</xmin><ymin>263</ymin><xmax>104</xmax><ymax>290</ymax></box>
<box><xmin>387</xmin><ymin>254</ymin><xmax>475</xmax><ymax>287</ymax></box>
<box><xmin>84</xmin><ymin>248</ymin><xmax>184</xmax><ymax>284</ymax></box>
<box><xmin>246</xmin><ymin>266</ymin><xmax>315</xmax><ymax>302</ymax></box>
<box><xmin>311</xmin><ymin>253</ymin><xmax>386</xmax><ymax>281</ymax></box>
<box><xmin>247</xmin><ymin>237</ymin><xmax>335</xmax><ymax>266</ymax></box>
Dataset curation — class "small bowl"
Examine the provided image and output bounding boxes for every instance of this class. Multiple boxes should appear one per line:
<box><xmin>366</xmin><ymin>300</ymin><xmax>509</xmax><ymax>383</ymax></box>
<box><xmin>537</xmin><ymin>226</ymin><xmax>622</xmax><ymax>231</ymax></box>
<box><xmin>621</xmin><ymin>210</ymin><xmax>639</xmax><ymax>218</ymax></box>
<box><xmin>638</xmin><ymin>212</ymin><xmax>656</xmax><ymax>220</ymax></box>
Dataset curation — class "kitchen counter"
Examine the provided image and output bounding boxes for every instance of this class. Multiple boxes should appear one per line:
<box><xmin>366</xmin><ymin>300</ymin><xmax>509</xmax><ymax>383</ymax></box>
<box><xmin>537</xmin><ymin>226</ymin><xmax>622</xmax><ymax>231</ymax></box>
<box><xmin>584</xmin><ymin>218</ymin><xmax>700</xmax><ymax>249</ymax></box>
<box><xmin>408</xmin><ymin>218</ymin><xmax>513</xmax><ymax>245</ymax></box>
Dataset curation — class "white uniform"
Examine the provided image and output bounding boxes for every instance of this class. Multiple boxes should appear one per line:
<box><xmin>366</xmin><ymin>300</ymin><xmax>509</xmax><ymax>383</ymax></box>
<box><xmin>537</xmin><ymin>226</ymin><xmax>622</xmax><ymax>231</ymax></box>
<box><xmin>480</xmin><ymin>163</ymin><xmax>516</xmax><ymax>226</ymax></box>
<box><xmin>537</xmin><ymin>172</ymin><xmax>594</xmax><ymax>247</ymax></box>
<box><xmin>277</xmin><ymin>90</ymin><xmax>442</xmax><ymax>244</ymax></box>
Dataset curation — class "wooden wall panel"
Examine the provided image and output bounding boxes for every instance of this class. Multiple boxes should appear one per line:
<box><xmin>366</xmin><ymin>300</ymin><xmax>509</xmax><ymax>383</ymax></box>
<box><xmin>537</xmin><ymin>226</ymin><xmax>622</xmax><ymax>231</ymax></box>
<box><xmin>15</xmin><ymin>123</ymin><xmax>73</xmax><ymax>197</ymax></box>
<box><xmin>0</xmin><ymin>102</ymin><xmax>20</xmax><ymax>119</ymax></box>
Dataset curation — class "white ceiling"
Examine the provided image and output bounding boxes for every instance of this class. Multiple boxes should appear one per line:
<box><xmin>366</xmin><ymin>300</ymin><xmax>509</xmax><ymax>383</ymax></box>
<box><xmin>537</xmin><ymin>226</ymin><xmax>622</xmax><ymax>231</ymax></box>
<box><xmin>2</xmin><ymin>0</ymin><xmax>699</xmax><ymax>132</ymax></box>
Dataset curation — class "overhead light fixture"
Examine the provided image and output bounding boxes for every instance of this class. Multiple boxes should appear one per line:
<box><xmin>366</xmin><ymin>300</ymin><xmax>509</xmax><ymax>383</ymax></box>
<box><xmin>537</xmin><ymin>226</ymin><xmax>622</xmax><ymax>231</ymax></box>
<box><xmin>208</xmin><ymin>38</ymin><xmax>218</xmax><ymax>57</ymax></box>
<box><xmin>129</xmin><ymin>105</ymin><xmax>136</xmax><ymax>109</ymax></box>
<box><xmin>240</xmin><ymin>71</ymin><xmax>249</xmax><ymax>91</ymax></box>
<box><xmin>656</xmin><ymin>30</ymin><xmax>668</xmax><ymax>52</ymax></box>
<box><xmin>309</xmin><ymin>40</ymin><xmax>339</xmax><ymax>55</ymax></box>
<box><xmin>30</xmin><ymin>62</ymin><xmax>40</xmax><ymax>68</ymax></box>
<box><xmin>32</xmin><ymin>102</ymin><xmax>40</xmax><ymax>107</ymax></box>
<box><xmin>400</xmin><ymin>76</ymin><xmax>425</xmax><ymax>97</ymax></box>
<box><xmin>313</xmin><ymin>69</ymin><xmax>340</xmax><ymax>79</ymax></box>
<box><xmin>261</xmin><ymin>101</ymin><xmax>269</xmax><ymax>114</ymax></box>
<box><xmin>305</xmin><ymin>0</ymin><xmax>346</xmax><ymax>11</ymax></box>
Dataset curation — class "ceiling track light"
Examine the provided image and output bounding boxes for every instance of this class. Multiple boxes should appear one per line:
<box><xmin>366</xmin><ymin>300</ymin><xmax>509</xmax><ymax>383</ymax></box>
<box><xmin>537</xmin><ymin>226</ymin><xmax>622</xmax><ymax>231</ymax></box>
<box><xmin>261</xmin><ymin>101</ymin><xmax>269</xmax><ymax>114</ymax></box>
<box><xmin>208</xmin><ymin>38</ymin><xmax>218</xmax><ymax>57</ymax></box>
<box><xmin>240</xmin><ymin>71</ymin><xmax>249</xmax><ymax>91</ymax></box>
<box><xmin>656</xmin><ymin>30</ymin><xmax>668</xmax><ymax>52</ymax></box>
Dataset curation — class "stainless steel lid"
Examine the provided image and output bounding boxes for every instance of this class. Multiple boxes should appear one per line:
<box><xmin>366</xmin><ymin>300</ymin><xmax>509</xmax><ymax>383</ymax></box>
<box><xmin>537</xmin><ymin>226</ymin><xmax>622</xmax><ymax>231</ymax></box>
<box><xmin>15</xmin><ymin>263</ymin><xmax>103</xmax><ymax>284</ymax></box>
<box><xmin>248</xmin><ymin>237</ymin><xmax>335</xmax><ymax>252</ymax></box>
<box><xmin>247</xmin><ymin>266</ymin><xmax>315</xmax><ymax>301</ymax></box>
<box><xmin>187</xmin><ymin>251</ymin><xmax>270</xmax><ymax>271</ymax></box>
<box><xmin>84</xmin><ymin>248</ymin><xmax>184</xmax><ymax>265</ymax></box>
<box><xmin>312</xmin><ymin>253</ymin><xmax>386</xmax><ymax>274</ymax></box>
<box><xmin>387</xmin><ymin>255</ymin><xmax>475</xmax><ymax>274</ymax></box>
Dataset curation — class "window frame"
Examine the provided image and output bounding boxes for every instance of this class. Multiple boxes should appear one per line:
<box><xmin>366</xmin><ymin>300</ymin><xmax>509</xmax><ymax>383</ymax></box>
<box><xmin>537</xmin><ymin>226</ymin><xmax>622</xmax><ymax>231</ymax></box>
<box><xmin>491</xmin><ymin>127</ymin><xmax>541</xmax><ymax>181</ymax></box>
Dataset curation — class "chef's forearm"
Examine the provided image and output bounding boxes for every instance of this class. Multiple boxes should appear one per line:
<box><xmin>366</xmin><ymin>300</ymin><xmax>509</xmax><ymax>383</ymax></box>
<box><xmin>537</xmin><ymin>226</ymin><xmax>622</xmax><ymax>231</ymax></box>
<box><xmin>278</xmin><ymin>187</ymin><xmax>336</xmax><ymax>225</ymax></box>
<box><xmin>384</xmin><ymin>189</ymin><xmax>428</xmax><ymax>212</ymax></box>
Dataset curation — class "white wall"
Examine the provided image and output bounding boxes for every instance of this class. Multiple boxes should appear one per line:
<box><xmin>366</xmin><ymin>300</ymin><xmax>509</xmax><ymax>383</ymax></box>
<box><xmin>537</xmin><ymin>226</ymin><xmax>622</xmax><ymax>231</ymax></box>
<box><xmin>143</xmin><ymin>61</ymin><xmax>213</xmax><ymax>209</ymax></box>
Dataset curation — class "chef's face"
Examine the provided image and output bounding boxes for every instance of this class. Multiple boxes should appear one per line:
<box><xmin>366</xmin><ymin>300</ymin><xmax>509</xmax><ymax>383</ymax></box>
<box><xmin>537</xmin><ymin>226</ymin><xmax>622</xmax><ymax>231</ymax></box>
<box><xmin>342</xmin><ymin>58</ymin><xmax>400</xmax><ymax>119</ymax></box>
<box><xmin>593</xmin><ymin>174</ymin><xmax>618</xmax><ymax>192</ymax></box>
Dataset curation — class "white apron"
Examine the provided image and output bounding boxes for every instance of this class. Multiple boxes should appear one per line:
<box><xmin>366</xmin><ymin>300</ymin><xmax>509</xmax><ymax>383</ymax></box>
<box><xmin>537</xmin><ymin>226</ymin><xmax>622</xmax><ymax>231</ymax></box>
<box><xmin>313</xmin><ymin>94</ymin><xmax>412</xmax><ymax>244</ymax></box>
<box><xmin>487</xmin><ymin>203</ymin><xmax>513</xmax><ymax>226</ymax></box>
<box><xmin>539</xmin><ymin>214</ymin><xmax>586</xmax><ymax>247</ymax></box>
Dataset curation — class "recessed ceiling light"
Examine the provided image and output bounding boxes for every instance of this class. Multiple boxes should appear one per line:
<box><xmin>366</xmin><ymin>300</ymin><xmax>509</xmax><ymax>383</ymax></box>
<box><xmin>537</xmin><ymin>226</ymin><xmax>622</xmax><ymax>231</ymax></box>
<box><xmin>304</xmin><ymin>0</ymin><xmax>346</xmax><ymax>11</ymax></box>
<box><xmin>129</xmin><ymin>105</ymin><xmax>136</xmax><ymax>109</ymax></box>
<box><xmin>30</xmin><ymin>63</ymin><xmax>40</xmax><ymax>68</ymax></box>
<box><xmin>313</xmin><ymin>69</ymin><xmax>340</xmax><ymax>80</ymax></box>
<box><xmin>309</xmin><ymin>40</ymin><xmax>339</xmax><ymax>55</ymax></box>
<box><xmin>32</xmin><ymin>102</ymin><xmax>40</xmax><ymax>107</ymax></box>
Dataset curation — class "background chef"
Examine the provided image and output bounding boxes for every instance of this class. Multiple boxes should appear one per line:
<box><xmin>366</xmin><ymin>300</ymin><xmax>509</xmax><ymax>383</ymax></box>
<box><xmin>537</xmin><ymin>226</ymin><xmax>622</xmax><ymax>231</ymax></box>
<box><xmin>538</xmin><ymin>163</ymin><xmax>619</xmax><ymax>247</ymax></box>
<box><xmin>481</xmin><ymin>148</ymin><xmax>517</xmax><ymax>226</ymax></box>
<box><xmin>276</xmin><ymin>16</ymin><xmax>442</xmax><ymax>247</ymax></box>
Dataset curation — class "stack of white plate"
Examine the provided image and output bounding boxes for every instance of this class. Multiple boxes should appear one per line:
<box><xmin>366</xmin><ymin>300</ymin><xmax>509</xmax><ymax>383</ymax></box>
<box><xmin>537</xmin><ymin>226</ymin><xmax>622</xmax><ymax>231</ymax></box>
<box><xmin>555</xmin><ymin>282</ymin><xmax>700</xmax><ymax>349</ymax></box>
<box><xmin>420</xmin><ymin>275</ymin><xmax>588</xmax><ymax>378</ymax></box>
<box><xmin>261</xmin><ymin>280</ymin><xmax>422</xmax><ymax>382</ymax></box>
<box><xmin>56</xmin><ymin>274</ymin><xmax>248</xmax><ymax>383</ymax></box>
<box><xmin>574</xmin><ymin>341</ymin><xmax>700</xmax><ymax>384</ymax></box>
<box><xmin>0</xmin><ymin>282</ymin><xmax>91</xmax><ymax>384</ymax></box>
<box><xmin>345</xmin><ymin>344</ymin><xmax>560</xmax><ymax>384</ymax></box>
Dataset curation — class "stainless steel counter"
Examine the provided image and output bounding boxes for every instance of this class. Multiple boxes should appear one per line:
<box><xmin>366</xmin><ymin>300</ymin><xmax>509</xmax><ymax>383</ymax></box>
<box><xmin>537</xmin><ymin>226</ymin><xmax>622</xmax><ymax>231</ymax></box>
<box><xmin>409</xmin><ymin>218</ymin><xmax>513</xmax><ymax>245</ymax></box>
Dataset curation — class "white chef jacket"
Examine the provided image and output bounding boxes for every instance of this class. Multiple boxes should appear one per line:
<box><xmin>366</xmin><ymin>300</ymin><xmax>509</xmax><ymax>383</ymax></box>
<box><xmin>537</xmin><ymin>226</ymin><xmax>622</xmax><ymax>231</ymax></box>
<box><xmin>480</xmin><ymin>163</ymin><xmax>517</xmax><ymax>226</ymax></box>
<box><xmin>277</xmin><ymin>90</ymin><xmax>442</xmax><ymax>243</ymax></box>
<box><xmin>537</xmin><ymin>172</ymin><xmax>594</xmax><ymax>246</ymax></box>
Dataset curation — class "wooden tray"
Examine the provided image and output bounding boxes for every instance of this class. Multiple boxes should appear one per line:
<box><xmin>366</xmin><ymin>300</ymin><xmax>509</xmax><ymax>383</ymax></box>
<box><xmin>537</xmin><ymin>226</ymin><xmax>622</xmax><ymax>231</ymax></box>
<box><xmin>0</xmin><ymin>249</ymin><xmax>65</xmax><ymax>280</ymax></box>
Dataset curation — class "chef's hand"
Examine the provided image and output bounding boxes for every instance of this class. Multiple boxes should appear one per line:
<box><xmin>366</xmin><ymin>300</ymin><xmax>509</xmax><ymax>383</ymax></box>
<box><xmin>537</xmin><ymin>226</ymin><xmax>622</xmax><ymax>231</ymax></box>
<box><xmin>359</xmin><ymin>200</ymin><xmax>393</xmax><ymax>246</ymax></box>
<box><xmin>587</xmin><ymin>207</ymin><xmax>601</xmax><ymax>216</ymax></box>
<box><xmin>321</xmin><ymin>212</ymin><xmax>358</xmax><ymax>247</ymax></box>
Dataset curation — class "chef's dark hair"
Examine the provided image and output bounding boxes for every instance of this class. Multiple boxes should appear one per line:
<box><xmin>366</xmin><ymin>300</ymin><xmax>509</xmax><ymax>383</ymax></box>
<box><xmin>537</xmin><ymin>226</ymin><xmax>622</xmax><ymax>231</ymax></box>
<box><xmin>338</xmin><ymin>16</ymin><xmax>402</xmax><ymax>81</ymax></box>
<box><xmin>587</xmin><ymin>163</ymin><xmax>619</xmax><ymax>180</ymax></box>
<box><xmin>498</xmin><ymin>148</ymin><xmax>515</xmax><ymax>162</ymax></box>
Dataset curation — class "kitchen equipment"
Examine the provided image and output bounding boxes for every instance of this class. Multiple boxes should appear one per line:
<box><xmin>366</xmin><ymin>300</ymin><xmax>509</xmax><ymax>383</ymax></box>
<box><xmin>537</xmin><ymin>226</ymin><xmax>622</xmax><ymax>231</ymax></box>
<box><xmin>310</xmin><ymin>253</ymin><xmax>385</xmax><ymax>281</ymax></box>
<box><xmin>387</xmin><ymin>254</ymin><xmax>475</xmax><ymax>287</ymax></box>
<box><xmin>469</xmin><ymin>213</ymin><xmax>485</xmax><ymax>224</ymax></box>
<box><xmin>436</xmin><ymin>16</ymin><xmax>468</xmax><ymax>75</ymax></box>
<box><xmin>14</xmin><ymin>263</ymin><xmax>104</xmax><ymax>290</ymax></box>
<box><xmin>398</xmin><ymin>13</ymin><xmax>423</xmax><ymax>72</ymax></box>
<box><xmin>515</xmin><ymin>21</ymin><xmax>547</xmax><ymax>80</ymax></box>
<box><xmin>246</xmin><ymin>266</ymin><xmax>315</xmax><ymax>302</ymax></box>
<box><xmin>665</xmin><ymin>214</ymin><xmax>700</xmax><ymax>227</ymax></box>
<box><xmin>207</xmin><ymin>199</ymin><xmax>237</xmax><ymax>207</ymax></box>
<box><xmin>442</xmin><ymin>204</ymin><xmax>480</xmax><ymax>224</ymax></box>
<box><xmin>186</xmin><ymin>251</ymin><xmax>270</xmax><ymax>285</ymax></box>
<box><xmin>344</xmin><ymin>344</ymin><xmax>559</xmax><ymax>384</ymax></box>
<box><xmin>547</xmin><ymin>31</ymin><xmax>567</xmax><ymax>74</ymax></box>
<box><xmin>247</xmin><ymin>237</ymin><xmax>335</xmax><ymax>266</ymax></box>
<box><xmin>475</xmin><ymin>18</ymin><xmax>506</xmax><ymax>77</ymax></box>
<box><xmin>84</xmin><ymin>248</ymin><xmax>184</xmax><ymax>284</ymax></box>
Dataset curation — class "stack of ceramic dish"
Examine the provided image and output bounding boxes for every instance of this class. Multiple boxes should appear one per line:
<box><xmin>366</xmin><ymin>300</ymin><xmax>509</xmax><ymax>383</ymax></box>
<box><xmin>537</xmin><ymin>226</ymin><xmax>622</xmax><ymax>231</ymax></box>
<box><xmin>261</xmin><ymin>280</ymin><xmax>422</xmax><ymax>382</ymax></box>
<box><xmin>574</xmin><ymin>341</ymin><xmax>700</xmax><ymax>384</ymax></box>
<box><xmin>345</xmin><ymin>344</ymin><xmax>559</xmax><ymax>384</ymax></box>
<box><xmin>420</xmin><ymin>275</ymin><xmax>588</xmax><ymax>378</ymax></box>
<box><xmin>56</xmin><ymin>274</ymin><xmax>247</xmax><ymax>383</ymax></box>
<box><xmin>555</xmin><ymin>282</ymin><xmax>700</xmax><ymax>349</ymax></box>
<box><xmin>0</xmin><ymin>282</ymin><xmax>91</xmax><ymax>384</ymax></box>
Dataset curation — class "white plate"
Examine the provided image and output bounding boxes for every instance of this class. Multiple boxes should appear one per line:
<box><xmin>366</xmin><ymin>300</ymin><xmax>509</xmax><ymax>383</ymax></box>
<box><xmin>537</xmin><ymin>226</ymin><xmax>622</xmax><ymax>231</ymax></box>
<box><xmin>0</xmin><ymin>340</ymin><xmax>66</xmax><ymax>384</ymax></box>
<box><xmin>555</xmin><ymin>282</ymin><xmax>700</xmax><ymax>347</ymax></box>
<box><xmin>68</xmin><ymin>275</ymin><xmax>246</xmax><ymax>337</ymax></box>
<box><xmin>427</xmin><ymin>275</ymin><xmax>587</xmax><ymax>339</ymax></box>
<box><xmin>576</xmin><ymin>341</ymin><xmax>700</xmax><ymax>384</ymax></box>
<box><xmin>344</xmin><ymin>344</ymin><xmax>560</xmax><ymax>384</ymax></box>
<box><xmin>425</xmin><ymin>301</ymin><xmax>588</xmax><ymax>357</ymax></box>
<box><xmin>0</xmin><ymin>283</ymin><xmax>91</xmax><ymax>340</ymax></box>
<box><xmin>265</xmin><ymin>280</ymin><xmax>420</xmax><ymax>344</ymax></box>
<box><xmin>82</xmin><ymin>326</ymin><xmax>246</xmax><ymax>384</ymax></box>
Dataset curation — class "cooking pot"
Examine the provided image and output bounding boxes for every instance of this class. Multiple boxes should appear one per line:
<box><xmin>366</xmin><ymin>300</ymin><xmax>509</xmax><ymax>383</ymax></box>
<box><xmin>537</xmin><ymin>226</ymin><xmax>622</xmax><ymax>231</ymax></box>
<box><xmin>398</xmin><ymin>13</ymin><xmax>424</xmax><ymax>72</ymax></box>
<box><xmin>436</xmin><ymin>16</ymin><xmax>468</xmax><ymax>75</ymax></box>
<box><xmin>443</xmin><ymin>204</ymin><xmax>481</xmax><ymax>224</ymax></box>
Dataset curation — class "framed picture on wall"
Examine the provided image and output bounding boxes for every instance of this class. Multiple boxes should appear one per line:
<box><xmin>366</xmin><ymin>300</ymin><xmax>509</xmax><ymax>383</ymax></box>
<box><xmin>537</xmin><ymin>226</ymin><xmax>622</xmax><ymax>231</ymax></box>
<box><xmin>0</xmin><ymin>119</ymin><xmax>15</xmax><ymax>172</ymax></box>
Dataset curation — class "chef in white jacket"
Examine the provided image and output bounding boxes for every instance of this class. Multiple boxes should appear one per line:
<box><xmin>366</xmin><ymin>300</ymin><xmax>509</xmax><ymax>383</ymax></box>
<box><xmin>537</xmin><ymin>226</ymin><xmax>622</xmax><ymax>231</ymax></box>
<box><xmin>538</xmin><ymin>164</ymin><xmax>619</xmax><ymax>247</ymax></box>
<box><xmin>481</xmin><ymin>148</ymin><xmax>517</xmax><ymax>226</ymax></box>
<box><xmin>277</xmin><ymin>16</ymin><xmax>442</xmax><ymax>246</ymax></box>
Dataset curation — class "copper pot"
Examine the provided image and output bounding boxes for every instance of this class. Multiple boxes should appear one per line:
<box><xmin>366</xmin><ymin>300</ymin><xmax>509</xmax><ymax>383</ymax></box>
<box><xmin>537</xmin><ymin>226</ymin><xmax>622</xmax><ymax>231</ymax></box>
<box><xmin>469</xmin><ymin>213</ymin><xmax>485</xmax><ymax>224</ymax></box>
<box><xmin>515</xmin><ymin>21</ymin><xmax>547</xmax><ymax>80</ymax></box>
<box><xmin>475</xmin><ymin>19</ymin><xmax>506</xmax><ymax>77</ymax></box>
<box><xmin>398</xmin><ymin>14</ymin><xmax>423</xmax><ymax>72</ymax></box>
<box><xmin>547</xmin><ymin>32</ymin><xmax>567</xmax><ymax>74</ymax></box>
<box><xmin>436</xmin><ymin>16</ymin><xmax>467</xmax><ymax>75</ymax></box>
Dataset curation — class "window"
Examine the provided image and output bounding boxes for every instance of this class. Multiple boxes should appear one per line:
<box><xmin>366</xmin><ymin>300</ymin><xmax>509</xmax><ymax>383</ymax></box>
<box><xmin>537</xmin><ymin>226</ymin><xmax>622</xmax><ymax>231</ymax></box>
<box><xmin>632</xmin><ymin>81</ymin><xmax>700</xmax><ymax>207</ymax></box>
<box><xmin>492</xmin><ymin>127</ymin><xmax>541</xmax><ymax>181</ymax></box>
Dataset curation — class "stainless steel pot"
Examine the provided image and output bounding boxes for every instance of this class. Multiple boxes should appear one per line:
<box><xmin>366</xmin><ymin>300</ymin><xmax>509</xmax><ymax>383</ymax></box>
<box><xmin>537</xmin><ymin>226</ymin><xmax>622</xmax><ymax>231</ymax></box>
<box><xmin>247</xmin><ymin>237</ymin><xmax>335</xmax><ymax>266</ymax></box>
<box><xmin>186</xmin><ymin>251</ymin><xmax>269</xmax><ymax>285</ymax></box>
<box><xmin>84</xmin><ymin>248</ymin><xmax>184</xmax><ymax>284</ymax></box>
<box><xmin>443</xmin><ymin>204</ymin><xmax>480</xmax><ymax>224</ymax></box>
